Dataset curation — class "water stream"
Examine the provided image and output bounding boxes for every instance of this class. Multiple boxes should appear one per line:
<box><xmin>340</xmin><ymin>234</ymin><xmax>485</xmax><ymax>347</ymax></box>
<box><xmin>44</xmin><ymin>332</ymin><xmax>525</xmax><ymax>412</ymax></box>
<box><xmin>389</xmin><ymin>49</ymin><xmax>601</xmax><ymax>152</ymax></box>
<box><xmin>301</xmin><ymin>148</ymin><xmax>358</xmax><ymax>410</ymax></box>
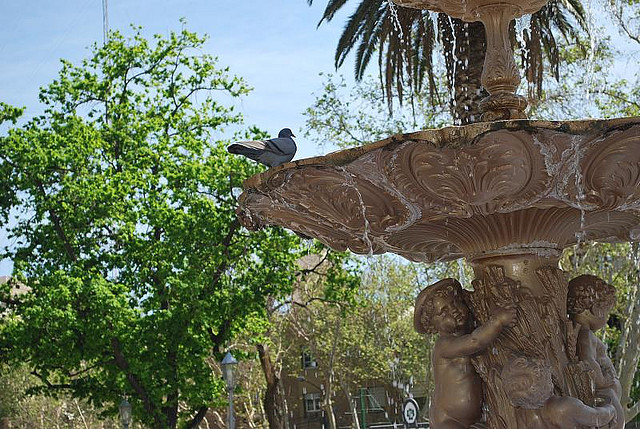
<box><xmin>515</xmin><ymin>15</ymin><xmax>532</xmax><ymax>82</ymax></box>
<box><xmin>339</xmin><ymin>167</ymin><xmax>375</xmax><ymax>256</ymax></box>
<box><xmin>447</xmin><ymin>16</ymin><xmax>460</xmax><ymax>120</ymax></box>
<box><xmin>387</xmin><ymin>0</ymin><xmax>405</xmax><ymax>41</ymax></box>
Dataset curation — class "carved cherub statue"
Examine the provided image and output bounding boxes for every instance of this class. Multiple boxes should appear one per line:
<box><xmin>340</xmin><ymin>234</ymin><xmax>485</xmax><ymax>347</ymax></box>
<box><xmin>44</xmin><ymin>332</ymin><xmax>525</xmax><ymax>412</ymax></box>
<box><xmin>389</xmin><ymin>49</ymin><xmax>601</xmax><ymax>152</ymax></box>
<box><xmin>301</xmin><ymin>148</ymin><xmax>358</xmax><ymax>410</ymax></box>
<box><xmin>568</xmin><ymin>274</ymin><xmax>624</xmax><ymax>429</ymax></box>
<box><xmin>502</xmin><ymin>356</ymin><xmax>616</xmax><ymax>428</ymax></box>
<box><xmin>414</xmin><ymin>278</ymin><xmax>516</xmax><ymax>429</ymax></box>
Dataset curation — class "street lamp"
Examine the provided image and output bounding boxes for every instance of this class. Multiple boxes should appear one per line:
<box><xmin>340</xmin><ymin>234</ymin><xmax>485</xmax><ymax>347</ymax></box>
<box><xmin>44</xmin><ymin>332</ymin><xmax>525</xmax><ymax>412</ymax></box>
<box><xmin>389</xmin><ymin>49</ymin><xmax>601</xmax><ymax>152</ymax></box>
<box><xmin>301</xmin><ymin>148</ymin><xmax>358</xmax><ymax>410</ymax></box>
<box><xmin>119</xmin><ymin>398</ymin><xmax>132</xmax><ymax>429</ymax></box>
<box><xmin>221</xmin><ymin>351</ymin><xmax>238</xmax><ymax>429</ymax></box>
<box><xmin>297</xmin><ymin>375</ymin><xmax>323</xmax><ymax>391</ymax></box>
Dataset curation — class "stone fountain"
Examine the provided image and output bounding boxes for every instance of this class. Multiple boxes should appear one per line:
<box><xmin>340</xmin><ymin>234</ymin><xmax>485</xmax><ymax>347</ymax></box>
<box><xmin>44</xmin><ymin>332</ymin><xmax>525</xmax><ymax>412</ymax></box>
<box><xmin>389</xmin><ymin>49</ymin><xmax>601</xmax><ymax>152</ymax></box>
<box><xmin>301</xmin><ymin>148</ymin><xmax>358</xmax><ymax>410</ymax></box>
<box><xmin>236</xmin><ymin>0</ymin><xmax>640</xmax><ymax>427</ymax></box>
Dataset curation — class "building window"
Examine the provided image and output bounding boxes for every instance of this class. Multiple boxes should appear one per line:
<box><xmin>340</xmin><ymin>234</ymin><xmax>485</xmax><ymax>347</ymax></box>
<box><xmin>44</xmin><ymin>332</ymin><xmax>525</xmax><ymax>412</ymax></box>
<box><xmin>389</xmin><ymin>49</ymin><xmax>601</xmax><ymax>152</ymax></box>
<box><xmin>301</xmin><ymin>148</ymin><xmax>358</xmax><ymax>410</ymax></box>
<box><xmin>301</xmin><ymin>348</ymin><xmax>318</xmax><ymax>369</ymax></box>
<box><xmin>304</xmin><ymin>393</ymin><xmax>322</xmax><ymax>413</ymax></box>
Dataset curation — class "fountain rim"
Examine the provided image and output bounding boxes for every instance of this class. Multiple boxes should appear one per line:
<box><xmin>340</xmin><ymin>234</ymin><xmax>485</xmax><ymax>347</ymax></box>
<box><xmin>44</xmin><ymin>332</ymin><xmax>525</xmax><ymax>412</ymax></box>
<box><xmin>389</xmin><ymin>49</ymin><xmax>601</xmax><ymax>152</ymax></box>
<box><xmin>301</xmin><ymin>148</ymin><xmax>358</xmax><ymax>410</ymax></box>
<box><xmin>242</xmin><ymin>117</ymin><xmax>640</xmax><ymax>189</ymax></box>
<box><xmin>237</xmin><ymin>116</ymin><xmax>640</xmax><ymax>263</ymax></box>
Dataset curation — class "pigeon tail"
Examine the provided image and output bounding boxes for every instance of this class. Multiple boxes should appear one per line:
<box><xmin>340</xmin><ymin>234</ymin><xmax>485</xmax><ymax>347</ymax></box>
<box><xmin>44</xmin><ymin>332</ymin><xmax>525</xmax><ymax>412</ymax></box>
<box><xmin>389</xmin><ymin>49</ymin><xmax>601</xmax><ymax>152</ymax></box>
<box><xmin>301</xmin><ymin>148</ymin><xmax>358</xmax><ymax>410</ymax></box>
<box><xmin>227</xmin><ymin>144</ymin><xmax>265</xmax><ymax>162</ymax></box>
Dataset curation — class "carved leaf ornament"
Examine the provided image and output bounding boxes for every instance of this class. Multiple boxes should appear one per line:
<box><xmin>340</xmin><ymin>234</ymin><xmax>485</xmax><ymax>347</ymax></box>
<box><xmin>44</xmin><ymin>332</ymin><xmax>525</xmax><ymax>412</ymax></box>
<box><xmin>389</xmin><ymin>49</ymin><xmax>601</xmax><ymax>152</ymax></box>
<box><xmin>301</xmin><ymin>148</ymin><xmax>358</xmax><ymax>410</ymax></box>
<box><xmin>238</xmin><ymin>119</ymin><xmax>640</xmax><ymax>262</ymax></box>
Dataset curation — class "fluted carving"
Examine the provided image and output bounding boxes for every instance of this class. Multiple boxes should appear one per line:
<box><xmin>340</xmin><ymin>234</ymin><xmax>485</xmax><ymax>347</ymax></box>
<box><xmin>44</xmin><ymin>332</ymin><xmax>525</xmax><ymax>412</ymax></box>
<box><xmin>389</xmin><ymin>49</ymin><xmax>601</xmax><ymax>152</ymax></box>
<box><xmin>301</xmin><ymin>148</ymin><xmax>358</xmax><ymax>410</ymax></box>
<box><xmin>386</xmin><ymin>130</ymin><xmax>549</xmax><ymax>217</ymax></box>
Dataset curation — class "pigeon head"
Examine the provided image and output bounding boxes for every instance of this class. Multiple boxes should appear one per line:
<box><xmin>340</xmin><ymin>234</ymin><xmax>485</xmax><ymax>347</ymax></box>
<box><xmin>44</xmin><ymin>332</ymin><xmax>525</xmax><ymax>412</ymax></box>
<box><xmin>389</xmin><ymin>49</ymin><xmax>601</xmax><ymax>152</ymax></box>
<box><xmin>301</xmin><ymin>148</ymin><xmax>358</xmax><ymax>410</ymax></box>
<box><xmin>278</xmin><ymin>128</ymin><xmax>295</xmax><ymax>138</ymax></box>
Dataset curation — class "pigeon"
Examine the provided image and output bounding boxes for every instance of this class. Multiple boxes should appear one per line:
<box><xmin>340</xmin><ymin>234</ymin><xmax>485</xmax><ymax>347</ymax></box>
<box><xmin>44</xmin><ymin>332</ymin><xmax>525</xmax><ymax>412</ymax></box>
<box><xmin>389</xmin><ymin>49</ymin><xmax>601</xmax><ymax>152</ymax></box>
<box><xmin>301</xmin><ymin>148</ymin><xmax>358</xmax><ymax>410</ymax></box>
<box><xmin>227</xmin><ymin>128</ymin><xmax>297</xmax><ymax>167</ymax></box>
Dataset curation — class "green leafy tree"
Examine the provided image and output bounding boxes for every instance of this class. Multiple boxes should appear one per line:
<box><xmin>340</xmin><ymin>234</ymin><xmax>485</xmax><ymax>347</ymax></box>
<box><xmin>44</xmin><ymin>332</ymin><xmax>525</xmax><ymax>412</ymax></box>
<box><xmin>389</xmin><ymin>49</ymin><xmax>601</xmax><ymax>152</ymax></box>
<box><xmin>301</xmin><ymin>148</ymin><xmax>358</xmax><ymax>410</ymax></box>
<box><xmin>283</xmin><ymin>255</ymin><xmax>438</xmax><ymax>427</ymax></box>
<box><xmin>0</xmin><ymin>364</ymin><xmax>126</xmax><ymax>428</ymax></box>
<box><xmin>528</xmin><ymin>34</ymin><xmax>640</xmax><ymax>119</ymax></box>
<box><xmin>0</xmin><ymin>27</ymin><xmax>302</xmax><ymax>429</ymax></box>
<box><xmin>304</xmin><ymin>73</ymin><xmax>450</xmax><ymax>148</ymax></box>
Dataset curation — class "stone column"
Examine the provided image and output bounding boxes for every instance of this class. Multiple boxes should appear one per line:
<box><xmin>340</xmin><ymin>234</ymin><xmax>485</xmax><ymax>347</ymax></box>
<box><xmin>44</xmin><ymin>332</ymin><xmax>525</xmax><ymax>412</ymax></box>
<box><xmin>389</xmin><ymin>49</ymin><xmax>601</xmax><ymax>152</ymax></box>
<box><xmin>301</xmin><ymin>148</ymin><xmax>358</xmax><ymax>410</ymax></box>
<box><xmin>464</xmin><ymin>252</ymin><xmax>599</xmax><ymax>428</ymax></box>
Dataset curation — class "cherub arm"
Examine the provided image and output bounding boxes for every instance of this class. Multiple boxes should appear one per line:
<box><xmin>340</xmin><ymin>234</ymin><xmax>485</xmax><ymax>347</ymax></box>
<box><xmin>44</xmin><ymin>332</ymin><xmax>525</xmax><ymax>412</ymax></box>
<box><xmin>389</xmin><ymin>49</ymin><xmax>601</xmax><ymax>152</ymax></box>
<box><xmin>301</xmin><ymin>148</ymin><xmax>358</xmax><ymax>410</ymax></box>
<box><xmin>440</xmin><ymin>306</ymin><xmax>516</xmax><ymax>358</ymax></box>
<box><xmin>578</xmin><ymin>331</ymin><xmax>611</xmax><ymax>387</ymax></box>
<box><xmin>595</xmin><ymin>339</ymin><xmax>618</xmax><ymax>384</ymax></box>
<box><xmin>546</xmin><ymin>396</ymin><xmax>616</xmax><ymax>428</ymax></box>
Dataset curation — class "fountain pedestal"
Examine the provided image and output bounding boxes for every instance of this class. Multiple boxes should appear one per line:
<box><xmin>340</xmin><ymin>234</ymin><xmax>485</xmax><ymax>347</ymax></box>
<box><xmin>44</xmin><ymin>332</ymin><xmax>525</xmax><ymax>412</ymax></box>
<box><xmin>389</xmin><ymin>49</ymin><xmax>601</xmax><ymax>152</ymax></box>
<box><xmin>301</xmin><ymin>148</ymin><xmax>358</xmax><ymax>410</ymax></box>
<box><xmin>238</xmin><ymin>118</ymin><xmax>640</xmax><ymax>428</ymax></box>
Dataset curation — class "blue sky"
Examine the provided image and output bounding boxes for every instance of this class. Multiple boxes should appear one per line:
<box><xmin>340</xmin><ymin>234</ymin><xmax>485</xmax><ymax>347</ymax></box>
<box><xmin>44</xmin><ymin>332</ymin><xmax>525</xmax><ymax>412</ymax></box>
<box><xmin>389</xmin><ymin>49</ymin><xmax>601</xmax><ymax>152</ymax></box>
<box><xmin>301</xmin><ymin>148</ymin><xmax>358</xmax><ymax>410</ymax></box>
<box><xmin>0</xmin><ymin>0</ymin><xmax>354</xmax><ymax>159</ymax></box>
<box><xmin>1</xmin><ymin>1</ymin><xmax>637</xmax><ymax>276</ymax></box>
<box><xmin>0</xmin><ymin>0</ymin><xmax>357</xmax><ymax>276</ymax></box>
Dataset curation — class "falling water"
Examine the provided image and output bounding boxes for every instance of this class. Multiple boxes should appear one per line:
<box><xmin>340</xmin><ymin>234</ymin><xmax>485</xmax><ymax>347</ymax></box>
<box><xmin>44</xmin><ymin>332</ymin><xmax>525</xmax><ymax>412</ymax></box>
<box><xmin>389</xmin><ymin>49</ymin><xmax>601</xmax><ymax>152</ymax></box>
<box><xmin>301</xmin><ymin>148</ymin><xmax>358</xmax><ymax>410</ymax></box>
<box><xmin>533</xmin><ymin>133</ymin><xmax>591</xmax><ymax>266</ymax></box>
<box><xmin>514</xmin><ymin>15</ymin><xmax>531</xmax><ymax>48</ymax></box>
<box><xmin>568</xmin><ymin>139</ymin><xmax>588</xmax><ymax>270</ymax></box>
<box><xmin>532</xmin><ymin>134</ymin><xmax>560</xmax><ymax>176</ymax></box>
<box><xmin>514</xmin><ymin>15</ymin><xmax>531</xmax><ymax>75</ymax></box>
<box><xmin>339</xmin><ymin>167</ymin><xmax>374</xmax><ymax>256</ymax></box>
<box><xmin>583</xmin><ymin>0</ymin><xmax>599</xmax><ymax>100</ymax></box>
<box><xmin>387</xmin><ymin>0</ymin><xmax>405</xmax><ymax>40</ymax></box>
<box><xmin>447</xmin><ymin>16</ymin><xmax>459</xmax><ymax>118</ymax></box>
<box><xmin>428</xmin><ymin>10</ymin><xmax>438</xmax><ymax>31</ymax></box>
<box><xmin>388</xmin><ymin>0</ymin><xmax>417</xmax><ymax>107</ymax></box>
<box><xmin>303</xmin><ymin>238</ymin><xmax>314</xmax><ymax>255</ymax></box>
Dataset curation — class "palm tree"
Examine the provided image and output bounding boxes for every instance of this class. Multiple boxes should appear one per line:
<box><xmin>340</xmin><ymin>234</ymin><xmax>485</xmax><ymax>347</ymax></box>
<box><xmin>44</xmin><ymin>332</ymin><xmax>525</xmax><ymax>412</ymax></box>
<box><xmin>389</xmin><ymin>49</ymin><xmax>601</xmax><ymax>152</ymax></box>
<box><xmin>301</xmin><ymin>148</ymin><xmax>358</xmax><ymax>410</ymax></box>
<box><xmin>307</xmin><ymin>0</ymin><xmax>588</xmax><ymax>124</ymax></box>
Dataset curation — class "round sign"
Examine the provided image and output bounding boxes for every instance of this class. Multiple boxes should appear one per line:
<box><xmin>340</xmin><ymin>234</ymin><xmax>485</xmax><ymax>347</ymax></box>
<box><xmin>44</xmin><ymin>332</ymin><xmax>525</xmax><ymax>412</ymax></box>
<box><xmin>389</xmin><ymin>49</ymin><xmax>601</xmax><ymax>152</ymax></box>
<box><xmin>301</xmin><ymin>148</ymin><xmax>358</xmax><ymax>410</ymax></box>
<box><xmin>402</xmin><ymin>398</ymin><xmax>419</xmax><ymax>426</ymax></box>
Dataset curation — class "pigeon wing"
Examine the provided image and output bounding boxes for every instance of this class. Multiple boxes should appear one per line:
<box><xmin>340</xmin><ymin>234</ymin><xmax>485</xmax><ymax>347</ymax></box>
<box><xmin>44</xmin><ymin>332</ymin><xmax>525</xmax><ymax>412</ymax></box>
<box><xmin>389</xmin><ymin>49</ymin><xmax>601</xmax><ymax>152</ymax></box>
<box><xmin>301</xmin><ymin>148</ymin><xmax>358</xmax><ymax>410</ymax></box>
<box><xmin>265</xmin><ymin>137</ymin><xmax>296</xmax><ymax>157</ymax></box>
<box><xmin>228</xmin><ymin>139</ymin><xmax>268</xmax><ymax>153</ymax></box>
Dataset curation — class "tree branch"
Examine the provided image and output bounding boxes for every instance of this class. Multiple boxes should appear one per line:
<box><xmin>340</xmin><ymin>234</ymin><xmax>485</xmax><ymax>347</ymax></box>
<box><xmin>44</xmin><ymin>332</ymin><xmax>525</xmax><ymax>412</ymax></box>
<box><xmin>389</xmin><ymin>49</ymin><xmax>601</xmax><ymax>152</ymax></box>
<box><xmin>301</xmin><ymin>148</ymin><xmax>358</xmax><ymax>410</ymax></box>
<box><xmin>596</xmin><ymin>88</ymin><xmax>640</xmax><ymax>110</ymax></box>
<box><xmin>610</xmin><ymin>3</ymin><xmax>640</xmax><ymax>45</ymax></box>
<box><xmin>35</xmin><ymin>182</ymin><xmax>77</xmax><ymax>262</ymax></box>
<box><xmin>295</xmin><ymin>250</ymin><xmax>330</xmax><ymax>278</ymax></box>
<box><xmin>207</xmin><ymin>318</ymin><xmax>232</xmax><ymax>356</ymax></box>
<box><xmin>110</xmin><ymin>337</ymin><xmax>160</xmax><ymax>424</ymax></box>
<box><xmin>186</xmin><ymin>407</ymin><xmax>209</xmax><ymax>429</ymax></box>
<box><xmin>31</xmin><ymin>370</ymin><xmax>73</xmax><ymax>390</ymax></box>
<box><xmin>199</xmin><ymin>218</ymin><xmax>240</xmax><ymax>300</ymax></box>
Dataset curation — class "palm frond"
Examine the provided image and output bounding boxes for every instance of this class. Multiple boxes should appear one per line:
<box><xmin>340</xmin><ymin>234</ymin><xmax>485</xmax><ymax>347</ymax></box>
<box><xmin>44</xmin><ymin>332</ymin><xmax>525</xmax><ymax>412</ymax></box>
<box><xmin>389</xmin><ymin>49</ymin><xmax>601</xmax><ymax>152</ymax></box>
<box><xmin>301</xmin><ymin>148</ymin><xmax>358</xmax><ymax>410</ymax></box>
<box><xmin>335</xmin><ymin>0</ymin><xmax>386</xmax><ymax>68</ymax></box>
<box><xmin>318</xmin><ymin>0</ymin><xmax>352</xmax><ymax>26</ymax></box>
<box><xmin>354</xmin><ymin>7</ymin><xmax>386</xmax><ymax>80</ymax></box>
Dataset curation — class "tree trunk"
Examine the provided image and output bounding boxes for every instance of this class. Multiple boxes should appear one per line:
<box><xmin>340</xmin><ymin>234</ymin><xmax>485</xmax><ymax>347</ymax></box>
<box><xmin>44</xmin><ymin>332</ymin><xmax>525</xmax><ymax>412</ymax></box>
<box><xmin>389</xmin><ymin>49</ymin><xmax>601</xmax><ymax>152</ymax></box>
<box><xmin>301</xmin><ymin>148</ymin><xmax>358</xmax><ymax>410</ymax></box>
<box><xmin>615</xmin><ymin>243</ymin><xmax>640</xmax><ymax>422</ymax></box>
<box><xmin>339</xmin><ymin>379</ymin><xmax>360</xmax><ymax>429</ymax></box>
<box><xmin>323</xmin><ymin>395</ymin><xmax>338</xmax><ymax>429</ymax></box>
<box><xmin>257</xmin><ymin>343</ymin><xmax>289</xmax><ymax>429</ymax></box>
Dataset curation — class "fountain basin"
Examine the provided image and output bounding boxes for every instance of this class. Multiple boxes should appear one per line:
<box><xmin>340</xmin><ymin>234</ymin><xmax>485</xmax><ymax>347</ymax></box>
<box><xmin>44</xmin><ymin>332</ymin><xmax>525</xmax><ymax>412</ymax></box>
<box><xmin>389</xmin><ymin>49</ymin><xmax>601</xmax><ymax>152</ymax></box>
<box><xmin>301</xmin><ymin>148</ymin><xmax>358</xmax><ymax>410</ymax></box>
<box><xmin>392</xmin><ymin>0</ymin><xmax>547</xmax><ymax>21</ymax></box>
<box><xmin>238</xmin><ymin>118</ymin><xmax>640</xmax><ymax>262</ymax></box>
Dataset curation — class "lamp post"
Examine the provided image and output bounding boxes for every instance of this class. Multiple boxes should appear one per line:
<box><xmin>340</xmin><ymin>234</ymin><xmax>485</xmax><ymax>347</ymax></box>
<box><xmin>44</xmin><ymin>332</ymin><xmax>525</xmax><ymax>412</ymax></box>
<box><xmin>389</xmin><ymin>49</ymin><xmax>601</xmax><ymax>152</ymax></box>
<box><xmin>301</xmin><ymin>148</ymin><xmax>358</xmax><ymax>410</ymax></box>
<box><xmin>118</xmin><ymin>398</ymin><xmax>132</xmax><ymax>429</ymax></box>
<box><xmin>221</xmin><ymin>351</ymin><xmax>238</xmax><ymax>429</ymax></box>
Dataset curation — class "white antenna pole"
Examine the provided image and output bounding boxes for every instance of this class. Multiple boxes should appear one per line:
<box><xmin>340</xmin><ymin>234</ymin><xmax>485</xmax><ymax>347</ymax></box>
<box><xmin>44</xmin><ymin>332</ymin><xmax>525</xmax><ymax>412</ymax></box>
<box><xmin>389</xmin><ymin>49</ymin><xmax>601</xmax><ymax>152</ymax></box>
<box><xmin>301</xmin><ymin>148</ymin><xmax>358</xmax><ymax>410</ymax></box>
<box><xmin>102</xmin><ymin>0</ymin><xmax>109</xmax><ymax>44</ymax></box>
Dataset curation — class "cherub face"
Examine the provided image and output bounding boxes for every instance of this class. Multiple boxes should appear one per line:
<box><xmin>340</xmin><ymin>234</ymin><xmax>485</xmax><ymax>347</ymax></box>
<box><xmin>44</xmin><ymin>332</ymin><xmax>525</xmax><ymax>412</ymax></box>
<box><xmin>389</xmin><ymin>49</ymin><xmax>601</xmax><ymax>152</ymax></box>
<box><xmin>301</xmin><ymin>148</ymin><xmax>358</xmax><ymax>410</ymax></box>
<box><xmin>431</xmin><ymin>292</ymin><xmax>469</xmax><ymax>335</ymax></box>
<box><xmin>584</xmin><ymin>306</ymin><xmax>609</xmax><ymax>331</ymax></box>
